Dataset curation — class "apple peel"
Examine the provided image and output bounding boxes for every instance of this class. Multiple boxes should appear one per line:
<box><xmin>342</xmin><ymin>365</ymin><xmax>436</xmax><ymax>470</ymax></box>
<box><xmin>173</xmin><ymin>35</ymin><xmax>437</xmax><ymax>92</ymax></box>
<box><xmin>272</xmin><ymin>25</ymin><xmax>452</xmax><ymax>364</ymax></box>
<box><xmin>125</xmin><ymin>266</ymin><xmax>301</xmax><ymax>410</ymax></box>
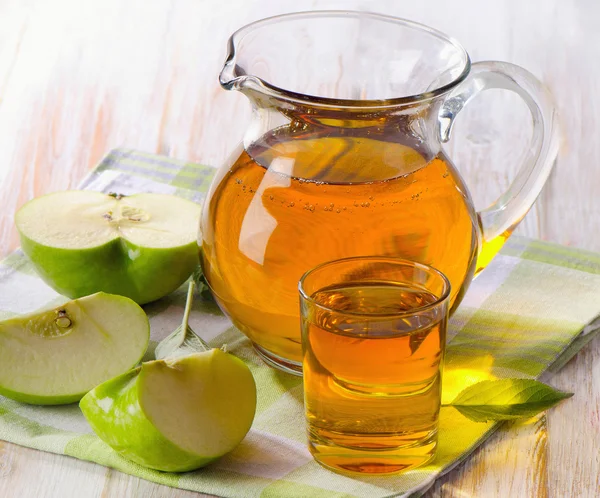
<box><xmin>15</xmin><ymin>190</ymin><xmax>201</xmax><ymax>304</ymax></box>
<box><xmin>0</xmin><ymin>292</ymin><xmax>150</xmax><ymax>405</ymax></box>
<box><xmin>80</xmin><ymin>283</ymin><xmax>257</xmax><ymax>472</ymax></box>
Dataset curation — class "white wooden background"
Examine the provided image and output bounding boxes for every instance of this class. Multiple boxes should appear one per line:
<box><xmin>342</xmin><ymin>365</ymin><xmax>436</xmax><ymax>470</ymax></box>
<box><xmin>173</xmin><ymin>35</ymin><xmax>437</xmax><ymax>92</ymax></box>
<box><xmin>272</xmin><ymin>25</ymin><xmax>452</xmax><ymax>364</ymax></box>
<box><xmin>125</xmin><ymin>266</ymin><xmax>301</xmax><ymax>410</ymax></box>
<box><xmin>0</xmin><ymin>0</ymin><xmax>598</xmax><ymax>496</ymax></box>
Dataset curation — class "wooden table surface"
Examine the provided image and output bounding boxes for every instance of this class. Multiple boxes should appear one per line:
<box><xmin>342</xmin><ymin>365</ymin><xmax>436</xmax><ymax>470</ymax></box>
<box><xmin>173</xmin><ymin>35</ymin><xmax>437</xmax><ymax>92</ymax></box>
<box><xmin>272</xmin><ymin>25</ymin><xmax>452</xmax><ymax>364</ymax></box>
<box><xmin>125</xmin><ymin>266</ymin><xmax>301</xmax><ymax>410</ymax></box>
<box><xmin>0</xmin><ymin>0</ymin><xmax>599</xmax><ymax>496</ymax></box>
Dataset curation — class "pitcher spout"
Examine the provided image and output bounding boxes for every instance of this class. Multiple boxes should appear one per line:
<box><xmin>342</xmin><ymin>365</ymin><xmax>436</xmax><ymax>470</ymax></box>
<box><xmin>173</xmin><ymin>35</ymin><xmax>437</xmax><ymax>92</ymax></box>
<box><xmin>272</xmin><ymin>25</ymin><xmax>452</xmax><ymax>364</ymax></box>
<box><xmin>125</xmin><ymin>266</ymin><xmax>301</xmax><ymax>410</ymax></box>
<box><xmin>218</xmin><ymin>37</ymin><xmax>238</xmax><ymax>91</ymax></box>
<box><xmin>219</xmin><ymin>37</ymin><xmax>251</xmax><ymax>91</ymax></box>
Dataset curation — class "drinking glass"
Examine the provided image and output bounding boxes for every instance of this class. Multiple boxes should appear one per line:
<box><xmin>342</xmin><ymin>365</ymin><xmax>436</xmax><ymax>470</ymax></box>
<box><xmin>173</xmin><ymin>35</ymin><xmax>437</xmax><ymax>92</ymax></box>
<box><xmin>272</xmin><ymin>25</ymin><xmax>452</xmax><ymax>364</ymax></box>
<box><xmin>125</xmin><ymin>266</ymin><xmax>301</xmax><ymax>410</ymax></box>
<box><xmin>299</xmin><ymin>256</ymin><xmax>450</xmax><ymax>475</ymax></box>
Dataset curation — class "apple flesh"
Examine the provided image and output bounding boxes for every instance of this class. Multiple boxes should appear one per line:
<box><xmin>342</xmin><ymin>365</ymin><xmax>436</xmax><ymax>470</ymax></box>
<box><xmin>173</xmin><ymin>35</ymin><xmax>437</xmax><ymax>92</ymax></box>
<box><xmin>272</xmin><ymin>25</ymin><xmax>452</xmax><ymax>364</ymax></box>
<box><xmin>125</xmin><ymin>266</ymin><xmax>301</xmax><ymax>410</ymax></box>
<box><xmin>0</xmin><ymin>292</ymin><xmax>150</xmax><ymax>405</ymax></box>
<box><xmin>16</xmin><ymin>191</ymin><xmax>201</xmax><ymax>304</ymax></box>
<box><xmin>80</xmin><ymin>350</ymin><xmax>257</xmax><ymax>472</ymax></box>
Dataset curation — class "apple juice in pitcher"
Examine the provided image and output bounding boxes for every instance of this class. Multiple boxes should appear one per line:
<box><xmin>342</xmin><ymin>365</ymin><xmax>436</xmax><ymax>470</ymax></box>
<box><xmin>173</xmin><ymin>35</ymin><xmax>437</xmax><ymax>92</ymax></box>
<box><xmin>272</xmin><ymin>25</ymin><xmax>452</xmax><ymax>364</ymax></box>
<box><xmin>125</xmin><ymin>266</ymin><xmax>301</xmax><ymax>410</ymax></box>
<box><xmin>201</xmin><ymin>126</ymin><xmax>478</xmax><ymax>366</ymax></box>
<box><xmin>201</xmin><ymin>12</ymin><xmax>558</xmax><ymax>374</ymax></box>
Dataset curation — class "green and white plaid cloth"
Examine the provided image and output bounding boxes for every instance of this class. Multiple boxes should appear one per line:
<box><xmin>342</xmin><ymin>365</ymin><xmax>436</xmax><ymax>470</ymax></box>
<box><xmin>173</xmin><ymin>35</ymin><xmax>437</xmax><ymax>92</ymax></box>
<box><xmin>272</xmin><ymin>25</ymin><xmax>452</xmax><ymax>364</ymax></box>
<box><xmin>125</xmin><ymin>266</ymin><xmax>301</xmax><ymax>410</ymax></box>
<box><xmin>1</xmin><ymin>149</ymin><xmax>599</xmax><ymax>498</ymax></box>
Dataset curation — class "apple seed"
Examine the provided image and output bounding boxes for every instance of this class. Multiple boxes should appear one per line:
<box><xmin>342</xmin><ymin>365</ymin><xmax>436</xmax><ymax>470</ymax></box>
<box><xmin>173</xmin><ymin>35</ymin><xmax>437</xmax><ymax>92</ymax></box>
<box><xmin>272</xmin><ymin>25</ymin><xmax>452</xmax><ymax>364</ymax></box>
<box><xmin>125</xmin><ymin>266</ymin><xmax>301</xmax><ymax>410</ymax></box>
<box><xmin>121</xmin><ymin>206</ymin><xmax>150</xmax><ymax>223</ymax></box>
<box><xmin>55</xmin><ymin>310</ymin><xmax>72</xmax><ymax>328</ymax></box>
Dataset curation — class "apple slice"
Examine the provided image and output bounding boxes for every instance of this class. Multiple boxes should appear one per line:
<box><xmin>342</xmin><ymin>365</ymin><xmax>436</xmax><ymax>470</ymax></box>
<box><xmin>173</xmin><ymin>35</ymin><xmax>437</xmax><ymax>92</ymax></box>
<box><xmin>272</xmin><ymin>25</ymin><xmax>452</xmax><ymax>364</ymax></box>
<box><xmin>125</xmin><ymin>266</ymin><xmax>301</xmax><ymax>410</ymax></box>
<box><xmin>0</xmin><ymin>293</ymin><xmax>149</xmax><ymax>405</ymax></box>
<box><xmin>80</xmin><ymin>350</ymin><xmax>257</xmax><ymax>472</ymax></box>
<box><xmin>16</xmin><ymin>191</ymin><xmax>201</xmax><ymax>304</ymax></box>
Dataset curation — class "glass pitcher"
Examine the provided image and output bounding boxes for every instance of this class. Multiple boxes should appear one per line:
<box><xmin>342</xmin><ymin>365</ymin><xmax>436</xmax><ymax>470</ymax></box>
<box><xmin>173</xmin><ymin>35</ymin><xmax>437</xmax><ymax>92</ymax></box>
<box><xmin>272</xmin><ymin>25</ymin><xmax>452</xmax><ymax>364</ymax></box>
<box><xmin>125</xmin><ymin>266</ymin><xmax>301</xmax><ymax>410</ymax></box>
<box><xmin>200</xmin><ymin>11</ymin><xmax>558</xmax><ymax>375</ymax></box>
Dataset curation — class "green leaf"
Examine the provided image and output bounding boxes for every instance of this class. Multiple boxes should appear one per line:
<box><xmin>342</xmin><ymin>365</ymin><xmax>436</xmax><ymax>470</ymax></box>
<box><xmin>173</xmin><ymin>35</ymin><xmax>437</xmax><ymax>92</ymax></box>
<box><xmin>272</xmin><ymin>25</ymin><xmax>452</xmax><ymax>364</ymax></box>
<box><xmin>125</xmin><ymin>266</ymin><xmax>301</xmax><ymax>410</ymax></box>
<box><xmin>449</xmin><ymin>378</ymin><xmax>573</xmax><ymax>422</ymax></box>
<box><xmin>154</xmin><ymin>281</ymin><xmax>210</xmax><ymax>360</ymax></box>
<box><xmin>409</xmin><ymin>328</ymin><xmax>428</xmax><ymax>354</ymax></box>
<box><xmin>192</xmin><ymin>265</ymin><xmax>214</xmax><ymax>302</ymax></box>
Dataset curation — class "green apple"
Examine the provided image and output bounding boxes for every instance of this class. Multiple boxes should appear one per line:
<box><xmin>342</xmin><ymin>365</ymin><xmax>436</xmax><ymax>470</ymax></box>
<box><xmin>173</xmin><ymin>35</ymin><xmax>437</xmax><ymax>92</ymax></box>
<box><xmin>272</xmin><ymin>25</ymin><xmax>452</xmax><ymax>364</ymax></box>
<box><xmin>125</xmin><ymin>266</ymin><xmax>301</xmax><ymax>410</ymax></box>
<box><xmin>0</xmin><ymin>292</ymin><xmax>149</xmax><ymax>405</ymax></box>
<box><xmin>15</xmin><ymin>191</ymin><xmax>201</xmax><ymax>304</ymax></box>
<box><xmin>80</xmin><ymin>350</ymin><xmax>257</xmax><ymax>472</ymax></box>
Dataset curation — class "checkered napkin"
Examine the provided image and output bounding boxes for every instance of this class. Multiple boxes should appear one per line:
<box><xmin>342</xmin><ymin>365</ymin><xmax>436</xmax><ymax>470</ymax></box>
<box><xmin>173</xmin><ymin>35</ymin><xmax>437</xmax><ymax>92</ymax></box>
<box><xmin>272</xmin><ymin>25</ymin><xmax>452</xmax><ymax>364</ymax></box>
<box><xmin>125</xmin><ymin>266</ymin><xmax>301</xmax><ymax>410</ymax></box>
<box><xmin>1</xmin><ymin>149</ymin><xmax>599</xmax><ymax>497</ymax></box>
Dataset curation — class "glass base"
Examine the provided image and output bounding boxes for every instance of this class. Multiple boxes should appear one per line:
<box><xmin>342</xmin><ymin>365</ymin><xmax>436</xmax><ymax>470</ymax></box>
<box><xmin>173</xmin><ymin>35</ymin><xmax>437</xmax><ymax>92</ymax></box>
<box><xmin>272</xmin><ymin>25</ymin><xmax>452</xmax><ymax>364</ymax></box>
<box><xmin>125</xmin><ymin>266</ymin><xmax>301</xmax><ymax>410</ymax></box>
<box><xmin>253</xmin><ymin>343</ymin><xmax>303</xmax><ymax>376</ymax></box>
<box><xmin>308</xmin><ymin>426</ymin><xmax>437</xmax><ymax>476</ymax></box>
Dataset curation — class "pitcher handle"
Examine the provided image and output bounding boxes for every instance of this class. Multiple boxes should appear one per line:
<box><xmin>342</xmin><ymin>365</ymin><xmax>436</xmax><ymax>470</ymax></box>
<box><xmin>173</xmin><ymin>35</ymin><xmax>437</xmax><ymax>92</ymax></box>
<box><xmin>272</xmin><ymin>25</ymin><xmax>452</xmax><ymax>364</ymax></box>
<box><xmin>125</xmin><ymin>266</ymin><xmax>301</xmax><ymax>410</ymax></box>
<box><xmin>438</xmin><ymin>61</ymin><xmax>559</xmax><ymax>273</ymax></box>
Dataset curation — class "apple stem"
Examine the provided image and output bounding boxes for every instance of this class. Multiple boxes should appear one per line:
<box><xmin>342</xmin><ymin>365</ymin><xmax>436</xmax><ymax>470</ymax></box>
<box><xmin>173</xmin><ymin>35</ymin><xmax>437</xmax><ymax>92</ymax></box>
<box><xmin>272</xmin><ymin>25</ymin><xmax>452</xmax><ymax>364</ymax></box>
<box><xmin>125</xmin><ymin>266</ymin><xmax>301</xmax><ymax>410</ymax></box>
<box><xmin>181</xmin><ymin>280</ymin><xmax>195</xmax><ymax>332</ymax></box>
<box><xmin>182</xmin><ymin>280</ymin><xmax>210</xmax><ymax>352</ymax></box>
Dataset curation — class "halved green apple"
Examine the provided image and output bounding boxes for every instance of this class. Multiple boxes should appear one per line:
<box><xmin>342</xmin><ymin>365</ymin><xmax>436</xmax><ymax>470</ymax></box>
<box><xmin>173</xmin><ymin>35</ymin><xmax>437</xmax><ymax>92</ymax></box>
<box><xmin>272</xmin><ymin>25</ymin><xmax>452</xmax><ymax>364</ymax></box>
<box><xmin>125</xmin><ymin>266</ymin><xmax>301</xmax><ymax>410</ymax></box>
<box><xmin>80</xmin><ymin>350</ymin><xmax>257</xmax><ymax>472</ymax></box>
<box><xmin>16</xmin><ymin>191</ymin><xmax>201</xmax><ymax>304</ymax></box>
<box><xmin>0</xmin><ymin>292</ymin><xmax>149</xmax><ymax>405</ymax></box>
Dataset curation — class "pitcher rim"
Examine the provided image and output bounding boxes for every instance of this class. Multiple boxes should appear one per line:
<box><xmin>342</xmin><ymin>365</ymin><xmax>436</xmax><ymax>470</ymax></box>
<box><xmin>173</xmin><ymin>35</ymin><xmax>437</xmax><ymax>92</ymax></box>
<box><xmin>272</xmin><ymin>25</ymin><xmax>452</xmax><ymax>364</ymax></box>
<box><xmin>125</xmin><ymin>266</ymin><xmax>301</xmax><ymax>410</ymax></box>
<box><xmin>220</xmin><ymin>10</ymin><xmax>472</xmax><ymax>109</ymax></box>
